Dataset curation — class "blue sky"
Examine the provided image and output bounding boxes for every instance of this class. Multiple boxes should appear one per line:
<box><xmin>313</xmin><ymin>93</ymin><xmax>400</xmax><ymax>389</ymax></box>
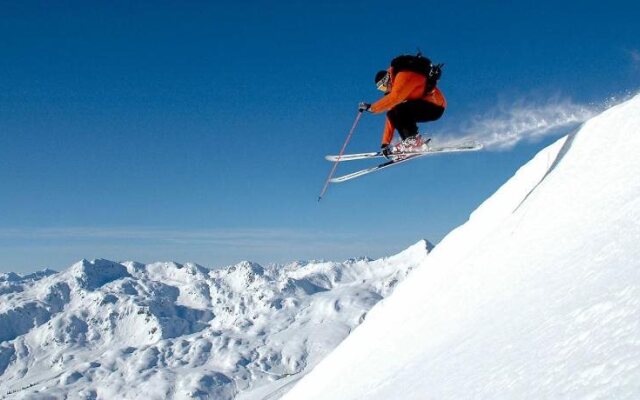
<box><xmin>1</xmin><ymin>1</ymin><xmax>639</xmax><ymax>272</ymax></box>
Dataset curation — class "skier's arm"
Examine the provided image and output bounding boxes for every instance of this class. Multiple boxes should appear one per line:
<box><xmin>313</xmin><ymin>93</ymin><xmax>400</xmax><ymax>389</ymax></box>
<box><xmin>370</xmin><ymin>71</ymin><xmax>423</xmax><ymax>113</ymax></box>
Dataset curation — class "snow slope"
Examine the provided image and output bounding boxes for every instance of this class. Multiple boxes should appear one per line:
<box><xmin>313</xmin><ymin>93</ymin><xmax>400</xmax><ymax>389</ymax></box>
<box><xmin>0</xmin><ymin>242</ymin><xmax>430</xmax><ymax>399</ymax></box>
<box><xmin>284</xmin><ymin>95</ymin><xmax>640</xmax><ymax>400</ymax></box>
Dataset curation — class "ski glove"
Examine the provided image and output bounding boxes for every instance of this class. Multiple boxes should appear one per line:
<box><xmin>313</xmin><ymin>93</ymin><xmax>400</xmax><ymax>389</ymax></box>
<box><xmin>358</xmin><ymin>102</ymin><xmax>372</xmax><ymax>113</ymax></box>
<box><xmin>381</xmin><ymin>143</ymin><xmax>393</xmax><ymax>159</ymax></box>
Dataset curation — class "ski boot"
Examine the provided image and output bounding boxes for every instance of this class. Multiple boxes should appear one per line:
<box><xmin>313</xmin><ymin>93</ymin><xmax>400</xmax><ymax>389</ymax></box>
<box><xmin>393</xmin><ymin>134</ymin><xmax>431</xmax><ymax>156</ymax></box>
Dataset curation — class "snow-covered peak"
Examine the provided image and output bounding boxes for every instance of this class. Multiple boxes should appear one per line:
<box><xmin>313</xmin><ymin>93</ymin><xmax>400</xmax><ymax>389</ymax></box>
<box><xmin>67</xmin><ymin>258</ymin><xmax>131</xmax><ymax>290</ymax></box>
<box><xmin>0</xmin><ymin>272</ymin><xmax>21</xmax><ymax>283</ymax></box>
<box><xmin>284</xmin><ymin>96</ymin><xmax>640</xmax><ymax>400</ymax></box>
<box><xmin>0</xmin><ymin>242</ymin><xmax>430</xmax><ymax>398</ymax></box>
<box><xmin>387</xmin><ymin>238</ymin><xmax>434</xmax><ymax>262</ymax></box>
<box><xmin>0</xmin><ymin>268</ymin><xmax>56</xmax><ymax>283</ymax></box>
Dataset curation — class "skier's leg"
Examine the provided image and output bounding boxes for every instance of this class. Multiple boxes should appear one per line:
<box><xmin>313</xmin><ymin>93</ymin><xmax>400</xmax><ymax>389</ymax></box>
<box><xmin>381</xmin><ymin>116</ymin><xmax>395</xmax><ymax>146</ymax></box>
<box><xmin>387</xmin><ymin>102</ymin><xmax>418</xmax><ymax>140</ymax></box>
<box><xmin>414</xmin><ymin>101</ymin><xmax>445</xmax><ymax>124</ymax></box>
<box><xmin>390</xmin><ymin>101</ymin><xmax>445</xmax><ymax>139</ymax></box>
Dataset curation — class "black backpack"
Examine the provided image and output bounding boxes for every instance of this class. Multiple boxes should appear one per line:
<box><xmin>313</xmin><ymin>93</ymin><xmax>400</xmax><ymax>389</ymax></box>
<box><xmin>390</xmin><ymin>52</ymin><xmax>443</xmax><ymax>94</ymax></box>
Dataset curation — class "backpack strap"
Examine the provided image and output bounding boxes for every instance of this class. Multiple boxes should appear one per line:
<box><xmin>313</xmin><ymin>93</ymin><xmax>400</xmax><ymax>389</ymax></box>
<box><xmin>425</xmin><ymin>63</ymin><xmax>444</xmax><ymax>94</ymax></box>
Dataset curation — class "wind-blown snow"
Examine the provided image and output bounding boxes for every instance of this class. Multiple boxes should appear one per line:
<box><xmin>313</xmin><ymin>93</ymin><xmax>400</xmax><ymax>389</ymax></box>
<box><xmin>284</xmin><ymin>95</ymin><xmax>640</xmax><ymax>399</ymax></box>
<box><xmin>0</xmin><ymin>241</ymin><xmax>430</xmax><ymax>399</ymax></box>
<box><xmin>439</xmin><ymin>97</ymin><xmax>601</xmax><ymax>150</ymax></box>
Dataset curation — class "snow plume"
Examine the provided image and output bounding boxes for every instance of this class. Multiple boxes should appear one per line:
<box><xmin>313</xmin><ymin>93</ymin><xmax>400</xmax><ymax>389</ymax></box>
<box><xmin>441</xmin><ymin>97</ymin><xmax>601</xmax><ymax>150</ymax></box>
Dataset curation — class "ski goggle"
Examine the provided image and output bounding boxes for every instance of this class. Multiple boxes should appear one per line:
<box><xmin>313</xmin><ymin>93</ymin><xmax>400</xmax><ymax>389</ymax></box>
<box><xmin>376</xmin><ymin>72</ymin><xmax>391</xmax><ymax>92</ymax></box>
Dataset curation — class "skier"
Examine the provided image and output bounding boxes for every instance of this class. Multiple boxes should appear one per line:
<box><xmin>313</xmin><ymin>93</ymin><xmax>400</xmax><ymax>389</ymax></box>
<box><xmin>359</xmin><ymin>53</ymin><xmax>446</xmax><ymax>158</ymax></box>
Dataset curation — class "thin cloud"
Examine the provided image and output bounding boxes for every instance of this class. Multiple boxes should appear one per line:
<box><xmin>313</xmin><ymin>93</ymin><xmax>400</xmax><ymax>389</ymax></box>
<box><xmin>0</xmin><ymin>226</ymin><xmax>403</xmax><ymax>272</ymax></box>
<box><xmin>0</xmin><ymin>226</ymin><xmax>357</xmax><ymax>246</ymax></box>
<box><xmin>0</xmin><ymin>226</ymin><xmax>373</xmax><ymax>265</ymax></box>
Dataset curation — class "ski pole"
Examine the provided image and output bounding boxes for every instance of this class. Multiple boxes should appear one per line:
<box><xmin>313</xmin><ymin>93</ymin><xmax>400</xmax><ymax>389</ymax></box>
<box><xmin>318</xmin><ymin>110</ymin><xmax>363</xmax><ymax>202</ymax></box>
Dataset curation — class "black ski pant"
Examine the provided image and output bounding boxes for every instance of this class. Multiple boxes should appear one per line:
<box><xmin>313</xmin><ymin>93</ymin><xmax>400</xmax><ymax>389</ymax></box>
<box><xmin>387</xmin><ymin>100</ymin><xmax>445</xmax><ymax>140</ymax></box>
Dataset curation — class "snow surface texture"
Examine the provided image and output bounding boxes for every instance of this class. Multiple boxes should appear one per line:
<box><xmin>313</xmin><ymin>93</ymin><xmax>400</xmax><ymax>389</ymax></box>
<box><xmin>0</xmin><ymin>242</ymin><xmax>430</xmax><ymax>399</ymax></box>
<box><xmin>284</xmin><ymin>96</ymin><xmax>640</xmax><ymax>400</ymax></box>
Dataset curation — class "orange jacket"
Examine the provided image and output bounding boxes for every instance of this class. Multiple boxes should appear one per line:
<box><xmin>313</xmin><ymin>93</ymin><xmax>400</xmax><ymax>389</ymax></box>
<box><xmin>370</xmin><ymin>70</ymin><xmax>446</xmax><ymax>145</ymax></box>
<box><xmin>370</xmin><ymin>70</ymin><xmax>446</xmax><ymax>113</ymax></box>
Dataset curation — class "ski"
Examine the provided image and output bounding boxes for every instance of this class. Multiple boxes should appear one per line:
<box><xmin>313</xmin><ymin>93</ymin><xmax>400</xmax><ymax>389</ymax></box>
<box><xmin>325</xmin><ymin>142</ymin><xmax>483</xmax><ymax>162</ymax></box>
<box><xmin>324</xmin><ymin>152</ymin><xmax>380</xmax><ymax>162</ymax></box>
<box><xmin>328</xmin><ymin>142</ymin><xmax>483</xmax><ymax>183</ymax></box>
<box><xmin>329</xmin><ymin>153</ymin><xmax>426</xmax><ymax>183</ymax></box>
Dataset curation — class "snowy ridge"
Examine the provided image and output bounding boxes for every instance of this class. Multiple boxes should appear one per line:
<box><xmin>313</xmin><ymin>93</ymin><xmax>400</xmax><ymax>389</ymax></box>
<box><xmin>284</xmin><ymin>95</ymin><xmax>640</xmax><ymax>399</ymax></box>
<box><xmin>0</xmin><ymin>241</ymin><xmax>431</xmax><ymax>399</ymax></box>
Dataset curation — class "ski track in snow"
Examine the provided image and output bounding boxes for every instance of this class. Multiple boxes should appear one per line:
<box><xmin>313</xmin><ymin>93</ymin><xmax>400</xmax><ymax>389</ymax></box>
<box><xmin>0</xmin><ymin>243</ymin><xmax>430</xmax><ymax>399</ymax></box>
<box><xmin>283</xmin><ymin>94</ymin><xmax>640</xmax><ymax>399</ymax></box>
